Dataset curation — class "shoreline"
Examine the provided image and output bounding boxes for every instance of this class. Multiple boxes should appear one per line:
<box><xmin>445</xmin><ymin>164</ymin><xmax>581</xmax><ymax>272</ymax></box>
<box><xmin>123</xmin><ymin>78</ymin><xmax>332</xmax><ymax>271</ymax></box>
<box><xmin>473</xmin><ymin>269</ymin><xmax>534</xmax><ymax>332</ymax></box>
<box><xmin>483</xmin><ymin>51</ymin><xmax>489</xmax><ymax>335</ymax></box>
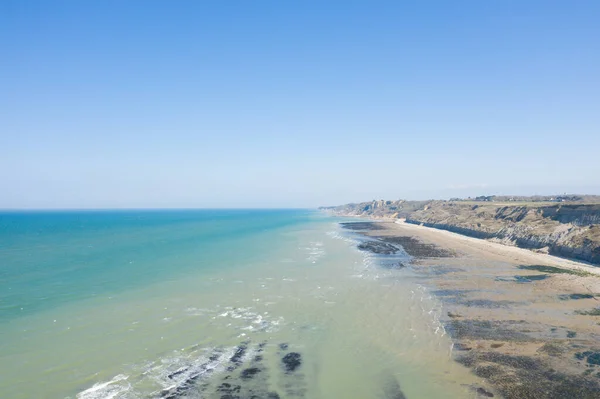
<box><xmin>322</xmin><ymin>199</ymin><xmax>600</xmax><ymax>266</ymax></box>
<box><xmin>341</xmin><ymin>220</ymin><xmax>600</xmax><ymax>399</ymax></box>
<box><xmin>336</xmin><ymin>212</ymin><xmax>600</xmax><ymax>275</ymax></box>
<box><xmin>393</xmin><ymin>219</ymin><xmax>600</xmax><ymax>276</ymax></box>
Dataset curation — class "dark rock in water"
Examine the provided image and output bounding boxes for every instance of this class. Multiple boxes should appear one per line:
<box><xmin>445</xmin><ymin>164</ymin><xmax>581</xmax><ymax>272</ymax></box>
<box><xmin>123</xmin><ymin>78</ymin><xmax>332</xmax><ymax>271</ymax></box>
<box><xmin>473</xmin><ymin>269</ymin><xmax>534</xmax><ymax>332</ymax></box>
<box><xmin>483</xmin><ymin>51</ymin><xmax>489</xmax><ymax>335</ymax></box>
<box><xmin>495</xmin><ymin>274</ymin><xmax>549</xmax><ymax>283</ymax></box>
<box><xmin>160</xmin><ymin>350</ymin><xmax>224</xmax><ymax>398</ymax></box>
<box><xmin>559</xmin><ymin>293</ymin><xmax>595</xmax><ymax>300</ymax></box>
<box><xmin>282</xmin><ymin>352</ymin><xmax>302</xmax><ymax>372</ymax></box>
<box><xmin>447</xmin><ymin>319</ymin><xmax>533</xmax><ymax>342</ymax></box>
<box><xmin>459</xmin><ymin>351</ymin><xmax>600</xmax><ymax>399</ymax></box>
<box><xmin>518</xmin><ymin>265</ymin><xmax>588</xmax><ymax>276</ymax></box>
<box><xmin>379</xmin><ymin>373</ymin><xmax>406</xmax><ymax>399</ymax></box>
<box><xmin>476</xmin><ymin>387</ymin><xmax>494</xmax><ymax>397</ymax></box>
<box><xmin>455</xmin><ymin>299</ymin><xmax>521</xmax><ymax>309</ymax></box>
<box><xmin>230</xmin><ymin>342</ymin><xmax>248</xmax><ymax>365</ymax></box>
<box><xmin>168</xmin><ymin>367</ymin><xmax>189</xmax><ymax>380</ymax></box>
<box><xmin>576</xmin><ymin>351</ymin><xmax>600</xmax><ymax>366</ymax></box>
<box><xmin>380</xmin><ymin>261</ymin><xmax>407</xmax><ymax>270</ymax></box>
<box><xmin>161</xmin><ymin>341</ymin><xmax>298</xmax><ymax>399</ymax></box>
<box><xmin>454</xmin><ymin>342</ymin><xmax>473</xmax><ymax>351</ymax></box>
<box><xmin>357</xmin><ymin>240</ymin><xmax>399</xmax><ymax>255</ymax></box>
<box><xmin>278</xmin><ymin>350</ymin><xmax>308</xmax><ymax>397</ymax></box>
<box><xmin>217</xmin><ymin>381</ymin><xmax>242</xmax><ymax>397</ymax></box>
<box><xmin>340</xmin><ymin>222</ymin><xmax>386</xmax><ymax>231</ymax></box>
<box><xmin>575</xmin><ymin>308</ymin><xmax>600</xmax><ymax>316</ymax></box>
<box><xmin>374</xmin><ymin>235</ymin><xmax>455</xmax><ymax>258</ymax></box>
<box><xmin>161</xmin><ymin>389</ymin><xmax>178</xmax><ymax>399</ymax></box>
<box><xmin>515</xmin><ymin>274</ymin><xmax>549</xmax><ymax>282</ymax></box>
<box><xmin>424</xmin><ymin>265</ymin><xmax>465</xmax><ymax>275</ymax></box>
<box><xmin>588</xmin><ymin>353</ymin><xmax>600</xmax><ymax>366</ymax></box>
<box><xmin>279</xmin><ymin>343</ymin><xmax>289</xmax><ymax>350</ymax></box>
<box><xmin>241</xmin><ymin>367</ymin><xmax>261</xmax><ymax>379</ymax></box>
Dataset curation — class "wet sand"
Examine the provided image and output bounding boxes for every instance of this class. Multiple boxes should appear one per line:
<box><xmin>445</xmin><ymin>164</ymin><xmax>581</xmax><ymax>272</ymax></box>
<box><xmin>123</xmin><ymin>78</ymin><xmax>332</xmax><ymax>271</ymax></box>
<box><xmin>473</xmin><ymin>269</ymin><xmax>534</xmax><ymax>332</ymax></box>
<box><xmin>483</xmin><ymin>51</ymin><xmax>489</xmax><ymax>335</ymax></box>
<box><xmin>342</xmin><ymin>220</ymin><xmax>600</xmax><ymax>399</ymax></box>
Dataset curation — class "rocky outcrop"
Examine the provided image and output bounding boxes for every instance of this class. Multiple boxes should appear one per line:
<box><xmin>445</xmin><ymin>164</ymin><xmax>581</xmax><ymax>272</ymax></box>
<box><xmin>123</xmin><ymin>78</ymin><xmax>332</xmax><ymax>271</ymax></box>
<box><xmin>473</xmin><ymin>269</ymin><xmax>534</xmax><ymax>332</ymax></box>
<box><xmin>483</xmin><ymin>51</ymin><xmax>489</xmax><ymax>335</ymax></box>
<box><xmin>322</xmin><ymin>200</ymin><xmax>600</xmax><ymax>265</ymax></box>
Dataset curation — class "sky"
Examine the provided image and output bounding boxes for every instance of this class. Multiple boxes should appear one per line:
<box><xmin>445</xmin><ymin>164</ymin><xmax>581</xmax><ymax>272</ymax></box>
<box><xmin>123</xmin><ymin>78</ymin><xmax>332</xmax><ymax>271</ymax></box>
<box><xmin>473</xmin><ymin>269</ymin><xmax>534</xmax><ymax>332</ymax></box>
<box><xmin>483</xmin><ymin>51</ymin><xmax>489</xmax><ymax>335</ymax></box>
<box><xmin>2</xmin><ymin>1</ymin><xmax>599</xmax><ymax>208</ymax></box>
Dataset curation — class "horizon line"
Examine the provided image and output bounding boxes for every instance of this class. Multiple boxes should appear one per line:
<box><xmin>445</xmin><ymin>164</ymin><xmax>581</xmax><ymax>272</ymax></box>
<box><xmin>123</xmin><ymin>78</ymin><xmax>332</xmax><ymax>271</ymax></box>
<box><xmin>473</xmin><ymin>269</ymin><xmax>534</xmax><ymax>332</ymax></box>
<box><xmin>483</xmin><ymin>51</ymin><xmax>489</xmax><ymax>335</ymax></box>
<box><xmin>0</xmin><ymin>207</ymin><xmax>317</xmax><ymax>212</ymax></box>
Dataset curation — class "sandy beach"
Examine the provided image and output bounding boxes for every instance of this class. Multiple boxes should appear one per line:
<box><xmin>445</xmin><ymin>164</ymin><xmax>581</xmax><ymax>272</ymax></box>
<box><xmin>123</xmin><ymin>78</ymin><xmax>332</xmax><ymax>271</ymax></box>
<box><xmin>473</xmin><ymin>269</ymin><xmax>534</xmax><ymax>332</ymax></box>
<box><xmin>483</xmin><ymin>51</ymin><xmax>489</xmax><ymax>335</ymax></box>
<box><xmin>343</xmin><ymin>220</ymin><xmax>600</xmax><ymax>398</ymax></box>
<box><xmin>395</xmin><ymin>220</ymin><xmax>600</xmax><ymax>277</ymax></box>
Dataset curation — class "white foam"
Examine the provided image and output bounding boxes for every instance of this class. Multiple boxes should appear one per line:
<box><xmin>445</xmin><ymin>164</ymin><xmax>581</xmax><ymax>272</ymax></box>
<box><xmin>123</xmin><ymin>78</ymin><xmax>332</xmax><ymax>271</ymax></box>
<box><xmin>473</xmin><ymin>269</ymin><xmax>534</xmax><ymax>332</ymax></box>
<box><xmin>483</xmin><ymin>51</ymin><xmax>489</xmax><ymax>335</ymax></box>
<box><xmin>214</xmin><ymin>306</ymin><xmax>284</xmax><ymax>334</ymax></box>
<box><xmin>305</xmin><ymin>241</ymin><xmax>326</xmax><ymax>263</ymax></box>
<box><xmin>76</xmin><ymin>374</ymin><xmax>130</xmax><ymax>399</ymax></box>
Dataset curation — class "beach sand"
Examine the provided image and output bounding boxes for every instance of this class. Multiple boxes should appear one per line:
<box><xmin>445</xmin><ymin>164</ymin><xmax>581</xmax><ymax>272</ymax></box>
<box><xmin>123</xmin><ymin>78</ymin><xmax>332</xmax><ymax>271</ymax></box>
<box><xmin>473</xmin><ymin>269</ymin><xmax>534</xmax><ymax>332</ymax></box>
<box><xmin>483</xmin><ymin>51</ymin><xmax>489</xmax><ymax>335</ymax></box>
<box><xmin>345</xmin><ymin>220</ymin><xmax>600</xmax><ymax>398</ymax></box>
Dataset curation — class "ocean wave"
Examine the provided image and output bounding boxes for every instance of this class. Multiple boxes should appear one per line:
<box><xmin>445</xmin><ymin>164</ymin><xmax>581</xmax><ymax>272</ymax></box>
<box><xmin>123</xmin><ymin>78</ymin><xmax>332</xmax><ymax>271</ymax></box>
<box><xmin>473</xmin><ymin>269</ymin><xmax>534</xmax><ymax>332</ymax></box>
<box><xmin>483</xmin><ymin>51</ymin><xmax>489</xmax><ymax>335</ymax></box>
<box><xmin>326</xmin><ymin>229</ymin><xmax>356</xmax><ymax>244</ymax></box>
<box><xmin>74</xmin><ymin>338</ymin><xmax>300</xmax><ymax>399</ymax></box>
<box><xmin>304</xmin><ymin>240</ymin><xmax>325</xmax><ymax>263</ymax></box>
<box><xmin>76</xmin><ymin>374</ymin><xmax>131</xmax><ymax>399</ymax></box>
<box><xmin>75</xmin><ymin>344</ymin><xmax>241</xmax><ymax>399</ymax></box>
<box><xmin>215</xmin><ymin>306</ymin><xmax>284</xmax><ymax>334</ymax></box>
<box><xmin>326</xmin><ymin>227</ymin><xmax>377</xmax><ymax>276</ymax></box>
<box><xmin>74</xmin><ymin>304</ymin><xmax>289</xmax><ymax>398</ymax></box>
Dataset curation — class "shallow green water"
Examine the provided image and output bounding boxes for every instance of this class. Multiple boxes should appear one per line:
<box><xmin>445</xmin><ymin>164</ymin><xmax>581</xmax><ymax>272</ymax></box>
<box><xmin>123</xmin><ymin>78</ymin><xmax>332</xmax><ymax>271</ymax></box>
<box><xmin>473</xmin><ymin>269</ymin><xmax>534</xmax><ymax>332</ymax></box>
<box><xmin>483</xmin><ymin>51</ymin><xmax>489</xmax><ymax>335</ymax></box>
<box><xmin>0</xmin><ymin>210</ymin><xmax>479</xmax><ymax>398</ymax></box>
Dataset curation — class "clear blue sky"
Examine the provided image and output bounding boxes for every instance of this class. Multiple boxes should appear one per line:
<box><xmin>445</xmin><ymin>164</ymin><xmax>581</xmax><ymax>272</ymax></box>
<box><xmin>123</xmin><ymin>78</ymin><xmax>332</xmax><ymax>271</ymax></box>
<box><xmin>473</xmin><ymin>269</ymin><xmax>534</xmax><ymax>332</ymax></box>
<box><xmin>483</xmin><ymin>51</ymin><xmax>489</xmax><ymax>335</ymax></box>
<box><xmin>2</xmin><ymin>1</ymin><xmax>599</xmax><ymax>208</ymax></box>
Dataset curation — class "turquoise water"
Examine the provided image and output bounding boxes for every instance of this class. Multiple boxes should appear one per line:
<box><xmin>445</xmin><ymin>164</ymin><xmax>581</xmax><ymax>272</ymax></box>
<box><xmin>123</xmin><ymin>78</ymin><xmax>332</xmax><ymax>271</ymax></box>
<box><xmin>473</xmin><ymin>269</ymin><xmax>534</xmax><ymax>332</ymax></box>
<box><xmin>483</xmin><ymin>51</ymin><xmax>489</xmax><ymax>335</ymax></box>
<box><xmin>1</xmin><ymin>210</ymin><xmax>307</xmax><ymax>322</ymax></box>
<box><xmin>0</xmin><ymin>210</ymin><xmax>480</xmax><ymax>398</ymax></box>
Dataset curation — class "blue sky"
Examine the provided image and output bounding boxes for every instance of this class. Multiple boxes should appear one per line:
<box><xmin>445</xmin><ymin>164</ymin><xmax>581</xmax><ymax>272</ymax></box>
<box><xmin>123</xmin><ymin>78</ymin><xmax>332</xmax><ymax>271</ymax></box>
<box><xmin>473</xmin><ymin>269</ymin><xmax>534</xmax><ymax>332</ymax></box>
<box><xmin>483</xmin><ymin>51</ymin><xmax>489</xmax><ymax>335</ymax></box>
<box><xmin>2</xmin><ymin>1</ymin><xmax>599</xmax><ymax>208</ymax></box>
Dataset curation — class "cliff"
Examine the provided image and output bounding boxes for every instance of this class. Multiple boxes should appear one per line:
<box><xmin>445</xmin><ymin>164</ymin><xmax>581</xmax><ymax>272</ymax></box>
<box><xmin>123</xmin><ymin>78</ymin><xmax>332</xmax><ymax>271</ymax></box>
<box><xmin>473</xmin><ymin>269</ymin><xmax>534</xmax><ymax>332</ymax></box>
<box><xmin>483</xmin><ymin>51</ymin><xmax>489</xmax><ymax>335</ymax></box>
<box><xmin>321</xmin><ymin>200</ymin><xmax>600</xmax><ymax>265</ymax></box>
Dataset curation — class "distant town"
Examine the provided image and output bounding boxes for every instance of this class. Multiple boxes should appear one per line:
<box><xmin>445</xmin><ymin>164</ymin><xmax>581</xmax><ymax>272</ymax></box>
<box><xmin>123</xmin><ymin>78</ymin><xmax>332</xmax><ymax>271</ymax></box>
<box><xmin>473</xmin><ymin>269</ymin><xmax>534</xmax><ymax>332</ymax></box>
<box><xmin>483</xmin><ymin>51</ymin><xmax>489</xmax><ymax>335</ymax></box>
<box><xmin>449</xmin><ymin>194</ymin><xmax>600</xmax><ymax>203</ymax></box>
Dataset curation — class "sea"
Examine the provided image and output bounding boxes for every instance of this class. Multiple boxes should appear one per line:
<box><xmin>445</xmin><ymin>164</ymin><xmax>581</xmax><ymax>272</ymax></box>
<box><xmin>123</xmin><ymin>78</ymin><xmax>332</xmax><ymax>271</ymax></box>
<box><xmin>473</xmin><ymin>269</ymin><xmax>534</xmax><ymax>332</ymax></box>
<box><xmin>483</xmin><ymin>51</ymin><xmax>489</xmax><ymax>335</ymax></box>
<box><xmin>0</xmin><ymin>209</ymin><xmax>480</xmax><ymax>398</ymax></box>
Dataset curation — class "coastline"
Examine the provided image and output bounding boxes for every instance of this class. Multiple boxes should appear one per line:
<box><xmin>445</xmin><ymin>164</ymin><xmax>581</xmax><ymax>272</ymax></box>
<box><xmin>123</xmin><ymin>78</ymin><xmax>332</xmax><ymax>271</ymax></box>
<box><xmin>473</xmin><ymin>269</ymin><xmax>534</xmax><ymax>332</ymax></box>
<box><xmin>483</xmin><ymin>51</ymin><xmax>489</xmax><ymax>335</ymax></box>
<box><xmin>321</xmin><ymin>199</ymin><xmax>600</xmax><ymax>266</ymax></box>
<box><xmin>337</xmin><ymin>212</ymin><xmax>600</xmax><ymax>275</ymax></box>
<box><xmin>341</xmin><ymin>219</ymin><xmax>600</xmax><ymax>398</ymax></box>
<box><xmin>394</xmin><ymin>219</ymin><xmax>600</xmax><ymax>277</ymax></box>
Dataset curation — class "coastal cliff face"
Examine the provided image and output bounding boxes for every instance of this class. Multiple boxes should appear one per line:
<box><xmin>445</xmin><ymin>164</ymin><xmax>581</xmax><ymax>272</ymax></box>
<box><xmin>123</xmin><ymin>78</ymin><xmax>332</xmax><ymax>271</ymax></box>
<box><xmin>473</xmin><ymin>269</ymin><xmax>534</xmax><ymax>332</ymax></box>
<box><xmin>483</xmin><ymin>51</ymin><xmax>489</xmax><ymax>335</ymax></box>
<box><xmin>321</xmin><ymin>200</ymin><xmax>600</xmax><ymax>265</ymax></box>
